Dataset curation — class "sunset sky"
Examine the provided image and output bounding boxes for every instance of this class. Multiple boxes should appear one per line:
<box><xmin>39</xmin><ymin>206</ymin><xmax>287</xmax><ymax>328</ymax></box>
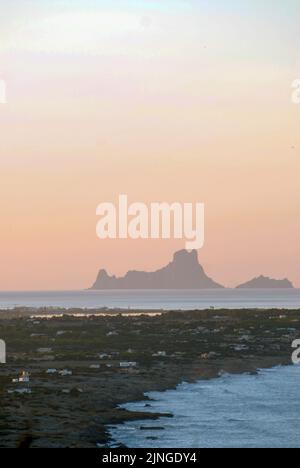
<box><xmin>0</xmin><ymin>0</ymin><xmax>300</xmax><ymax>290</ymax></box>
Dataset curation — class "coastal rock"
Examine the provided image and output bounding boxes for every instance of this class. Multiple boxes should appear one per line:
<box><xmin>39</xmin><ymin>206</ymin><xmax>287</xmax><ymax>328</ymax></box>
<box><xmin>90</xmin><ymin>249</ymin><xmax>224</xmax><ymax>290</ymax></box>
<box><xmin>236</xmin><ymin>275</ymin><xmax>294</xmax><ymax>289</ymax></box>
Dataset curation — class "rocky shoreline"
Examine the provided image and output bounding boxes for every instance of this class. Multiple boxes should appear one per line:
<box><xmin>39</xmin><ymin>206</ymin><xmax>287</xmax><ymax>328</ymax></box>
<box><xmin>0</xmin><ymin>308</ymin><xmax>299</xmax><ymax>448</ymax></box>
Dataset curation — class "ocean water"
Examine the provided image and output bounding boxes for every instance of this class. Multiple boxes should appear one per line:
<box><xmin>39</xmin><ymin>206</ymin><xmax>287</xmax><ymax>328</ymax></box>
<box><xmin>109</xmin><ymin>365</ymin><xmax>300</xmax><ymax>448</ymax></box>
<box><xmin>0</xmin><ymin>289</ymin><xmax>300</xmax><ymax>311</ymax></box>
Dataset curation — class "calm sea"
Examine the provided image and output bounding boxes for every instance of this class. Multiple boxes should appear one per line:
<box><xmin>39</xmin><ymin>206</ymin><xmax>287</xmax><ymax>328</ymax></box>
<box><xmin>109</xmin><ymin>365</ymin><xmax>300</xmax><ymax>448</ymax></box>
<box><xmin>0</xmin><ymin>289</ymin><xmax>300</xmax><ymax>311</ymax></box>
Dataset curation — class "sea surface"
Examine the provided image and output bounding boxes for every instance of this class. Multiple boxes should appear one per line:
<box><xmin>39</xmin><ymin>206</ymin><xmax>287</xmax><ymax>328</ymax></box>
<box><xmin>109</xmin><ymin>365</ymin><xmax>300</xmax><ymax>448</ymax></box>
<box><xmin>0</xmin><ymin>289</ymin><xmax>300</xmax><ymax>311</ymax></box>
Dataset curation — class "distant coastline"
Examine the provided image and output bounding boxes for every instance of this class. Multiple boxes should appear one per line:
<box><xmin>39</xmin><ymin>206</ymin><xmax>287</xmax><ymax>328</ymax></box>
<box><xmin>1</xmin><ymin>289</ymin><xmax>300</xmax><ymax>312</ymax></box>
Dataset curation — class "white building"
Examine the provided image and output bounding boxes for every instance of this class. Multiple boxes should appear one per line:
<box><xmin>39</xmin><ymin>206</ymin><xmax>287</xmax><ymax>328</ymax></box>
<box><xmin>120</xmin><ymin>361</ymin><xmax>137</xmax><ymax>368</ymax></box>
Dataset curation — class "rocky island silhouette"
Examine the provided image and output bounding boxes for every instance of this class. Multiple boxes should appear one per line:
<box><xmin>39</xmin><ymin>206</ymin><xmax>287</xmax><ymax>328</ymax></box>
<box><xmin>90</xmin><ymin>249</ymin><xmax>223</xmax><ymax>290</ymax></box>
<box><xmin>236</xmin><ymin>275</ymin><xmax>294</xmax><ymax>289</ymax></box>
<box><xmin>90</xmin><ymin>250</ymin><xmax>294</xmax><ymax>290</ymax></box>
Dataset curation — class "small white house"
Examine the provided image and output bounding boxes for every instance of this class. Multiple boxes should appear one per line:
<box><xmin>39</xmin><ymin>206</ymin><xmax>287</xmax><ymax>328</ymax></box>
<box><xmin>46</xmin><ymin>369</ymin><xmax>57</xmax><ymax>374</ymax></box>
<box><xmin>120</xmin><ymin>361</ymin><xmax>137</xmax><ymax>368</ymax></box>
<box><xmin>106</xmin><ymin>331</ymin><xmax>119</xmax><ymax>337</ymax></box>
<box><xmin>8</xmin><ymin>388</ymin><xmax>32</xmax><ymax>395</ymax></box>
<box><xmin>19</xmin><ymin>371</ymin><xmax>30</xmax><ymax>383</ymax></box>
<box><xmin>234</xmin><ymin>345</ymin><xmax>249</xmax><ymax>352</ymax></box>
<box><xmin>152</xmin><ymin>351</ymin><xmax>167</xmax><ymax>357</ymax></box>
<box><xmin>98</xmin><ymin>353</ymin><xmax>110</xmax><ymax>359</ymax></box>
<box><xmin>37</xmin><ymin>348</ymin><xmax>52</xmax><ymax>354</ymax></box>
<box><xmin>12</xmin><ymin>371</ymin><xmax>30</xmax><ymax>383</ymax></box>
<box><xmin>59</xmin><ymin>369</ymin><xmax>72</xmax><ymax>376</ymax></box>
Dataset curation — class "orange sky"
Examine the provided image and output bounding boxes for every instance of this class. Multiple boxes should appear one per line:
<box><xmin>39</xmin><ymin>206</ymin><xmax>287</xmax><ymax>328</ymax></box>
<box><xmin>0</xmin><ymin>1</ymin><xmax>300</xmax><ymax>290</ymax></box>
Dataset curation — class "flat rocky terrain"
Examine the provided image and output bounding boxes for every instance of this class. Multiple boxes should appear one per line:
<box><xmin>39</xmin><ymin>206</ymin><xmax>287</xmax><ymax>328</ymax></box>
<box><xmin>0</xmin><ymin>308</ymin><xmax>299</xmax><ymax>448</ymax></box>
